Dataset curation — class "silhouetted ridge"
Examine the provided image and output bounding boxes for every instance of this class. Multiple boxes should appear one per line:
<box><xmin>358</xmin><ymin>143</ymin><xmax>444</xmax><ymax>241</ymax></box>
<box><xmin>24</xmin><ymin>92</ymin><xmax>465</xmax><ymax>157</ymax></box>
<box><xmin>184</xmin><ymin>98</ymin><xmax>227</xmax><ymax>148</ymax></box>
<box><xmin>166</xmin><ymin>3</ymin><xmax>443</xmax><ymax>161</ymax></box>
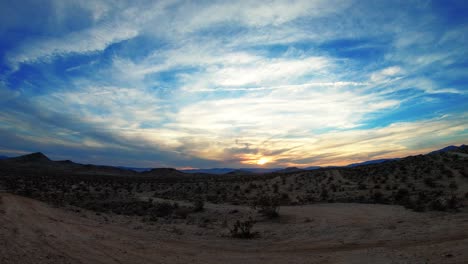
<box><xmin>226</xmin><ymin>169</ymin><xmax>253</xmax><ymax>175</ymax></box>
<box><xmin>276</xmin><ymin>167</ymin><xmax>304</xmax><ymax>173</ymax></box>
<box><xmin>142</xmin><ymin>168</ymin><xmax>187</xmax><ymax>177</ymax></box>
<box><xmin>429</xmin><ymin>144</ymin><xmax>467</xmax><ymax>154</ymax></box>
<box><xmin>9</xmin><ymin>152</ymin><xmax>51</xmax><ymax>163</ymax></box>
<box><xmin>147</xmin><ymin>168</ymin><xmax>179</xmax><ymax>173</ymax></box>
<box><xmin>57</xmin><ymin>160</ymin><xmax>74</xmax><ymax>164</ymax></box>
<box><xmin>346</xmin><ymin>158</ymin><xmax>399</xmax><ymax>167</ymax></box>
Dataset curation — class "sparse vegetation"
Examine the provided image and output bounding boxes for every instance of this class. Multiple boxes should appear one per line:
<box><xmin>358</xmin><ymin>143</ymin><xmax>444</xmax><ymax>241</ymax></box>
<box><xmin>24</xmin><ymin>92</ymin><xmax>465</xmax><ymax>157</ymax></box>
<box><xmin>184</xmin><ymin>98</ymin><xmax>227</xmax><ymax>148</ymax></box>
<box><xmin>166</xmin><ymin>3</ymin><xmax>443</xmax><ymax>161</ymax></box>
<box><xmin>0</xmin><ymin>147</ymin><xmax>467</xmax><ymax>217</ymax></box>
<box><xmin>192</xmin><ymin>196</ymin><xmax>205</xmax><ymax>212</ymax></box>
<box><xmin>251</xmin><ymin>194</ymin><xmax>280</xmax><ymax>218</ymax></box>
<box><xmin>229</xmin><ymin>218</ymin><xmax>257</xmax><ymax>239</ymax></box>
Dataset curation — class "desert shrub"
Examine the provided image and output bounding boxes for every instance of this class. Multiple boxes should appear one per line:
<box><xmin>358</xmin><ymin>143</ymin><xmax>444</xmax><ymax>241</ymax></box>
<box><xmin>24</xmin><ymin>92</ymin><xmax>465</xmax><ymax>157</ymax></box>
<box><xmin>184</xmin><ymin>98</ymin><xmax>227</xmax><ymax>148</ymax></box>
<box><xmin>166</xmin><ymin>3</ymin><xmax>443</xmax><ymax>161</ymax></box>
<box><xmin>444</xmin><ymin>169</ymin><xmax>454</xmax><ymax>178</ymax></box>
<box><xmin>249</xmin><ymin>183</ymin><xmax>258</xmax><ymax>189</ymax></box>
<box><xmin>424</xmin><ymin>178</ymin><xmax>436</xmax><ymax>188</ymax></box>
<box><xmin>206</xmin><ymin>194</ymin><xmax>219</xmax><ymax>203</ymax></box>
<box><xmin>372</xmin><ymin>191</ymin><xmax>386</xmax><ymax>203</ymax></box>
<box><xmin>357</xmin><ymin>195</ymin><xmax>366</xmax><ymax>203</ymax></box>
<box><xmin>192</xmin><ymin>197</ymin><xmax>205</xmax><ymax>212</ymax></box>
<box><xmin>230</xmin><ymin>218</ymin><xmax>257</xmax><ymax>239</ymax></box>
<box><xmin>408</xmin><ymin>198</ymin><xmax>426</xmax><ymax>212</ymax></box>
<box><xmin>394</xmin><ymin>188</ymin><xmax>409</xmax><ymax>203</ymax></box>
<box><xmin>403</xmin><ymin>191</ymin><xmax>426</xmax><ymax>211</ymax></box>
<box><xmin>449</xmin><ymin>181</ymin><xmax>458</xmax><ymax>190</ymax></box>
<box><xmin>462</xmin><ymin>169</ymin><xmax>468</xmax><ymax>178</ymax></box>
<box><xmin>149</xmin><ymin>202</ymin><xmax>176</xmax><ymax>217</ymax></box>
<box><xmin>252</xmin><ymin>194</ymin><xmax>280</xmax><ymax>218</ymax></box>
<box><xmin>447</xmin><ymin>195</ymin><xmax>462</xmax><ymax>211</ymax></box>
<box><xmin>320</xmin><ymin>189</ymin><xmax>329</xmax><ymax>200</ymax></box>
<box><xmin>280</xmin><ymin>192</ymin><xmax>290</xmax><ymax>203</ymax></box>
<box><xmin>430</xmin><ymin>197</ymin><xmax>448</xmax><ymax>211</ymax></box>
<box><xmin>173</xmin><ymin>207</ymin><xmax>191</xmax><ymax>219</ymax></box>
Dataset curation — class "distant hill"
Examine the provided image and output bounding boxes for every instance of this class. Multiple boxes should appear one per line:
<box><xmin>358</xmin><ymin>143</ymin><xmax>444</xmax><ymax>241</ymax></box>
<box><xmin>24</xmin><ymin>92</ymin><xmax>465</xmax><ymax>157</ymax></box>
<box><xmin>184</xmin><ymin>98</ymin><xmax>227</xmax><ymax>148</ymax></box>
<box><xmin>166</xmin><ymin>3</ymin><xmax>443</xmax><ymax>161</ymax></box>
<box><xmin>1</xmin><ymin>144</ymin><xmax>467</xmax><ymax>213</ymax></box>
<box><xmin>6</xmin><ymin>152</ymin><xmax>52</xmax><ymax>163</ymax></box>
<box><xmin>142</xmin><ymin>168</ymin><xmax>188</xmax><ymax>177</ymax></box>
<box><xmin>0</xmin><ymin>152</ymin><xmax>135</xmax><ymax>176</ymax></box>
<box><xmin>181</xmin><ymin>168</ymin><xmax>236</xmax><ymax>174</ymax></box>
<box><xmin>303</xmin><ymin>166</ymin><xmax>321</xmax><ymax>170</ymax></box>
<box><xmin>429</xmin><ymin>144</ymin><xmax>467</xmax><ymax>154</ymax></box>
<box><xmin>343</xmin><ymin>144</ymin><xmax>467</xmax><ymax>168</ymax></box>
<box><xmin>226</xmin><ymin>169</ymin><xmax>254</xmax><ymax>176</ymax></box>
<box><xmin>181</xmin><ymin>167</ymin><xmax>282</xmax><ymax>175</ymax></box>
<box><xmin>275</xmin><ymin>167</ymin><xmax>304</xmax><ymax>173</ymax></box>
<box><xmin>117</xmin><ymin>166</ymin><xmax>152</xmax><ymax>173</ymax></box>
<box><xmin>243</xmin><ymin>168</ymin><xmax>283</xmax><ymax>174</ymax></box>
<box><xmin>2</xmin><ymin>144</ymin><xmax>466</xmax><ymax>178</ymax></box>
<box><xmin>346</xmin><ymin>158</ymin><xmax>399</xmax><ymax>168</ymax></box>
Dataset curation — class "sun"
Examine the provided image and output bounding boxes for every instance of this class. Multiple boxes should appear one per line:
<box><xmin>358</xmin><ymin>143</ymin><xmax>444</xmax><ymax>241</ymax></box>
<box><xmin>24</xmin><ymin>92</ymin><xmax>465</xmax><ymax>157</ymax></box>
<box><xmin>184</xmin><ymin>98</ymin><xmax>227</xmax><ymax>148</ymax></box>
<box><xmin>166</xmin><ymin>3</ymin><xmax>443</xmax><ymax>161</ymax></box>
<box><xmin>256</xmin><ymin>157</ymin><xmax>270</xmax><ymax>165</ymax></box>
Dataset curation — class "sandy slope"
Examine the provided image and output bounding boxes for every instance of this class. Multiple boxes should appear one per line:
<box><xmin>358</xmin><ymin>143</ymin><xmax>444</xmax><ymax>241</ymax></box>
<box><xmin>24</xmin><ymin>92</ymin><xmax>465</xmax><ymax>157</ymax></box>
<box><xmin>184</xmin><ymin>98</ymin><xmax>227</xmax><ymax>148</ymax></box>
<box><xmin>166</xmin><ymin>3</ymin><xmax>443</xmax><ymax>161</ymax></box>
<box><xmin>1</xmin><ymin>192</ymin><xmax>468</xmax><ymax>264</ymax></box>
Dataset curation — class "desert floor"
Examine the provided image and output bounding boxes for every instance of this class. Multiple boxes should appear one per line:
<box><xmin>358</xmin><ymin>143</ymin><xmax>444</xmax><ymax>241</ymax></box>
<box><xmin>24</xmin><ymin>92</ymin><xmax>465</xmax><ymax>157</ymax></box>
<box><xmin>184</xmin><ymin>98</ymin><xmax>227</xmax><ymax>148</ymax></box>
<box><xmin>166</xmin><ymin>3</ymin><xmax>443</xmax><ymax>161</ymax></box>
<box><xmin>1</xmin><ymin>192</ymin><xmax>467</xmax><ymax>264</ymax></box>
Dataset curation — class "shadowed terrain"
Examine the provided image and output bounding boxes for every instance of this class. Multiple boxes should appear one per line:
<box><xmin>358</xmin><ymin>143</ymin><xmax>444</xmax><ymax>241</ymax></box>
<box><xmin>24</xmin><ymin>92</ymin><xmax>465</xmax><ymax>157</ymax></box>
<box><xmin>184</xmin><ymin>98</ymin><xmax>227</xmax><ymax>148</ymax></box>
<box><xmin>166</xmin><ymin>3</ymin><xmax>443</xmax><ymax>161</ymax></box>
<box><xmin>0</xmin><ymin>145</ymin><xmax>467</xmax><ymax>263</ymax></box>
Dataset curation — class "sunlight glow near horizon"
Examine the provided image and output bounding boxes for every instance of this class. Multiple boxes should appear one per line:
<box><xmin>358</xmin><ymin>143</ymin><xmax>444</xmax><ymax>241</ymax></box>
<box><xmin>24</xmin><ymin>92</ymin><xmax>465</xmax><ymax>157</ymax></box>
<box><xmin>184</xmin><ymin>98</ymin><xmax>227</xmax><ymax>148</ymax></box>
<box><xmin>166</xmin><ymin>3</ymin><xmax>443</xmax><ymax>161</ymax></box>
<box><xmin>256</xmin><ymin>157</ymin><xmax>271</xmax><ymax>166</ymax></box>
<box><xmin>0</xmin><ymin>0</ymin><xmax>467</xmax><ymax>168</ymax></box>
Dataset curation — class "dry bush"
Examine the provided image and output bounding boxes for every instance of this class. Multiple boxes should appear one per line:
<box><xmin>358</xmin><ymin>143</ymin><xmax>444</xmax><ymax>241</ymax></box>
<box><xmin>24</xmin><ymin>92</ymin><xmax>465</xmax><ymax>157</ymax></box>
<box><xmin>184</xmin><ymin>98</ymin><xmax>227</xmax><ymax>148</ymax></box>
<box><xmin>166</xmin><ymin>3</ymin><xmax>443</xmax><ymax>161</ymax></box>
<box><xmin>251</xmin><ymin>194</ymin><xmax>280</xmax><ymax>218</ymax></box>
<box><xmin>192</xmin><ymin>197</ymin><xmax>205</xmax><ymax>212</ymax></box>
<box><xmin>230</xmin><ymin>218</ymin><xmax>257</xmax><ymax>239</ymax></box>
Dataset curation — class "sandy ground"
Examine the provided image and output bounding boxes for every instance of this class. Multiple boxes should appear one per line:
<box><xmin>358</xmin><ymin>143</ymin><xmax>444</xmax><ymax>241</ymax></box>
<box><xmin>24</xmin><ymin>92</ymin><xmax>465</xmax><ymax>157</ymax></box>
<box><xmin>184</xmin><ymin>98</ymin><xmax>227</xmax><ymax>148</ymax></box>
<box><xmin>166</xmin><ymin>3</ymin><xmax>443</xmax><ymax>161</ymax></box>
<box><xmin>1</xmin><ymin>192</ymin><xmax>468</xmax><ymax>264</ymax></box>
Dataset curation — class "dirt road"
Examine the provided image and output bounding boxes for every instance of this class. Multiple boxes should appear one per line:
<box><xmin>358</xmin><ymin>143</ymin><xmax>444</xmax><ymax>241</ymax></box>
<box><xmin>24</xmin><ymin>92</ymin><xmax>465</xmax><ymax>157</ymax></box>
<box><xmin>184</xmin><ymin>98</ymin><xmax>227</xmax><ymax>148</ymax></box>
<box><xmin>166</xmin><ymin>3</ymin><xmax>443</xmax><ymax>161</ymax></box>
<box><xmin>1</xmin><ymin>193</ymin><xmax>467</xmax><ymax>264</ymax></box>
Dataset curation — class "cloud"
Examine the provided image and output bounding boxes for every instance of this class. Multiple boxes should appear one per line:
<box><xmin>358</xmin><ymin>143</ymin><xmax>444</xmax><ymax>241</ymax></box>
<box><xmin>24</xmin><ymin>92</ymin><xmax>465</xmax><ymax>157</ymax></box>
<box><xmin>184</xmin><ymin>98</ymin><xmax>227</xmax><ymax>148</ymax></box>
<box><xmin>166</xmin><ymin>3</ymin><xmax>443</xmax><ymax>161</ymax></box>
<box><xmin>0</xmin><ymin>82</ymin><xmax>20</xmax><ymax>102</ymax></box>
<box><xmin>0</xmin><ymin>88</ymin><xmax>221</xmax><ymax>167</ymax></box>
<box><xmin>232</xmin><ymin>115</ymin><xmax>468</xmax><ymax>167</ymax></box>
<box><xmin>370</xmin><ymin>66</ymin><xmax>403</xmax><ymax>82</ymax></box>
<box><xmin>0</xmin><ymin>0</ymin><xmax>467</xmax><ymax>168</ymax></box>
<box><xmin>7</xmin><ymin>24</ymin><xmax>138</xmax><ymax>69</ymax></box>
<box><xmin>171</xmin><ymin>85</ymin><xmax>399</xmax><ymax>135</ymax></box>
<box><xmin>173</xmin><ymin>0</ymin><xmax>351</xmax><ymax>31</ymax></box>
<box><xmin>180</xmin><ymin>56</ymin><xmax>332</xmax><ymax>91</ymax></box>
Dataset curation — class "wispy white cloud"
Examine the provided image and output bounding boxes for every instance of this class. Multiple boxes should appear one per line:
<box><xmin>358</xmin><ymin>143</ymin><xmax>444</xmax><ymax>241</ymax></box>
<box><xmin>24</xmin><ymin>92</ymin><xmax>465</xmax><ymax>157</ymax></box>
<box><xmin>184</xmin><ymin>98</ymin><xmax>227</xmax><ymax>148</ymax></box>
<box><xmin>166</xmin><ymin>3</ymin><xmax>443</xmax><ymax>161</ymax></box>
<box><xmin>37</xmin><ymin>85</ymin><xmax>164</xmax><ymax>130</ymax></box>
<box><xmin>173</xmin><ymin>88</ymin><xmax>396</xmax><ymax>133</ymax></box>
<box><xmin>171</xmin><ymin>0</ymin><xmax>351</xmax><ymax>31</ymax></box>
<box><xmin>370</xmin><ymin>66</ymin><xmax>403</xmax><ymax>82</ymax></box>
<box><xmin>7</xmin><ymin>24</ymin><xmax>138</xmax><ymax>69</ymax></box>
<box><xmin>213</xmin><ymin>115</ymin><xmax>468</xmax><ymax>167</ymax></box>
<box><xmin>180</xmin><ymin>55</ymin><xmax>332</xmax><ymax>91</ymax></box>
<box><xmin>0</xmin><ymin>0</ymin><xmax>467</xmax><ymax>168</ymax></box>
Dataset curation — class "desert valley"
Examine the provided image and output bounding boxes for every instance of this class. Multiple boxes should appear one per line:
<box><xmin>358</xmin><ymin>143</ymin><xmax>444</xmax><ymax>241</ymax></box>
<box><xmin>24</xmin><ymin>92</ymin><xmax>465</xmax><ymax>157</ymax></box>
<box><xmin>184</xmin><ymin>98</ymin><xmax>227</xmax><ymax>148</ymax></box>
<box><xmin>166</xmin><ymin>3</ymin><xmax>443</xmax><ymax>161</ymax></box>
<box><xmin>0</xmin><ymin>145</ymin><xmax>467</xmax><ymax>263</ymax></box>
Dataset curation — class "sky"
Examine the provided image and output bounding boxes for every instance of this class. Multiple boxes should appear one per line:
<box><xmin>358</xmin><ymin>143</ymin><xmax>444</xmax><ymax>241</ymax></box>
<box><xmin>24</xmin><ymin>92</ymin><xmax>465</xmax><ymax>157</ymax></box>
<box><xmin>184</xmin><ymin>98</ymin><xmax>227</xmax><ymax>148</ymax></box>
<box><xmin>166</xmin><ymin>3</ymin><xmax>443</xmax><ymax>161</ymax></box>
<box><xmin>0</xmin><ymin>0</ymin><xmax>467</xmax><ymax>168</ymax></box>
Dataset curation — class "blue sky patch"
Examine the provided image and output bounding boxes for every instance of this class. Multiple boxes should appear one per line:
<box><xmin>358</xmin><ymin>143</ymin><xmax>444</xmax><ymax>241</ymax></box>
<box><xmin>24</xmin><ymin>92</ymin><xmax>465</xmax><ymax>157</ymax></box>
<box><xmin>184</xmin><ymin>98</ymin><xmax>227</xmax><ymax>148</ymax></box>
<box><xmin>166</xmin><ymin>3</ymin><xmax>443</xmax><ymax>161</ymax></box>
<box><xmin>0</xmin><ymin>0</ymin><xmax>467</xmax><ymax>168</ymax></box>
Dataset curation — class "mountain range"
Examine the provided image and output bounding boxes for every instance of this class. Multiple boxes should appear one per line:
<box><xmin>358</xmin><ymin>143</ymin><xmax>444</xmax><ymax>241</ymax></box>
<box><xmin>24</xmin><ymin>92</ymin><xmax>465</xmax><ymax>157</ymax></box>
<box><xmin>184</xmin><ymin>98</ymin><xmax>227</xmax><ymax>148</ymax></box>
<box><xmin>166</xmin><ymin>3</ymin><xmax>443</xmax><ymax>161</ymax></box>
<box><xmin>0</xmin><ymin>144</ymin><xmax>466</xmax><ymax>176</ymax></box>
